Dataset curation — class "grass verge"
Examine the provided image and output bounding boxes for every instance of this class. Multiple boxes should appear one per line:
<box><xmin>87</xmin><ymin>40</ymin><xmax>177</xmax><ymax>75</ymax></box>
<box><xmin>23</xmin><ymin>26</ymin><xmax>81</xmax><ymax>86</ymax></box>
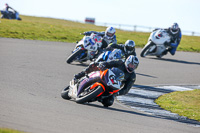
<box><xmin>0</xmin><ymin>15</ymin><xmax>200</xmax><ymax>52</ymax></box>
<box><xmin>155</xmin><ymin>89</ymin><xmax>200</xmax><ymax>122</ymax></box>
<box><xmin>0</xmin><ymin>128</ymin><xmax>25</xmax><ymax>133</ymax></box>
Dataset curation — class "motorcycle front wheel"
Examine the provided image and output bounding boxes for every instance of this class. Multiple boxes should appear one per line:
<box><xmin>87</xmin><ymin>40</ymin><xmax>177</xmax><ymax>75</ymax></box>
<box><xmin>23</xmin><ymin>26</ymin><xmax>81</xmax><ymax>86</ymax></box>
<box><xmin>140</xmin><ymin>42</ymin><xmax>156</xmax><ymax>57</ymax></box>
<box><xmin>75</xmin><ymin>86</ymin><xmax>104</xmax><ymax>104</ymax></box>
<box><xmin>61</xmin><ymin>86</ymin><xmax>71</xmax><ymax>100</ymax></box>
<box><xmin>66</xmin><ymin>48</ymin><xmax>83</xmax><ymax>64</ymax></box>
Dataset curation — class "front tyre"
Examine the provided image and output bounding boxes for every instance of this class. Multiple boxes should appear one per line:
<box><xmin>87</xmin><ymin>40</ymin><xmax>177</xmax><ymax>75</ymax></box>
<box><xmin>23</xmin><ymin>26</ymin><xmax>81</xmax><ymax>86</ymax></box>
<box><xmin>75</xmin><ymin>86</ymin><xmax>104</xmax><ymax>104</ymax></box>
<box><xmin>61</xmin><ymin>86</ymin><xmax>71</xmax><ymax>100</ymax></box>
<box><xmin>66</xmin><ymin>48</ymin><xmax>83</xmax><ymax>64</ymax></box>
<box><xmin>140</xmin><ymin>42</ymin><xmax>156</xmax><ymax>57</ymax></box>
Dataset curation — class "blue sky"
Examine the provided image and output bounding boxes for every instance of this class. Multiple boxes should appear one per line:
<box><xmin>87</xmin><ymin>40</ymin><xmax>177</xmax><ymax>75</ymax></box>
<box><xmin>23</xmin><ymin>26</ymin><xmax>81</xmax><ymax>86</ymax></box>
<box><xmin>1</xmin><ymin>0</ymin><xmax>200</xmax><ymax>35</ymax></box>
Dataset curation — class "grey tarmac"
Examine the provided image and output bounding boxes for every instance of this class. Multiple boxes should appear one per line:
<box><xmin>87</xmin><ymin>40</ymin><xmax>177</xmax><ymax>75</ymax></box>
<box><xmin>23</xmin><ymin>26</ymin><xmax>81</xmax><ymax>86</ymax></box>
<box><xmin>0</xmin><ymin>38</ymin><xmax>200</xmax><ymax>133</ymax></box>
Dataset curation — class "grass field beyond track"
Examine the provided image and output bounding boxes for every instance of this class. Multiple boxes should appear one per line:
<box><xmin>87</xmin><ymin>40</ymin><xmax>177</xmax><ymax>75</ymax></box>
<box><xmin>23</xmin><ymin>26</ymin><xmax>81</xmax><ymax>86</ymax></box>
<box><xmin>0</xmin><ymin>15</ymin><xmax>200</xmax><ymax>52</ymax></box>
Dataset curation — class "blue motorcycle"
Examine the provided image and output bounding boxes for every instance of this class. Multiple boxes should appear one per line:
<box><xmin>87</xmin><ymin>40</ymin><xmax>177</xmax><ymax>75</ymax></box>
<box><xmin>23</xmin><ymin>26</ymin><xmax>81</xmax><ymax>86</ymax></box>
<box><xmin>95</xmin><ymin>49</ymin><xmax>125</xmax><ymax>63</ymax></box>
<box><xmin>1</xmin><ymin>10</ymin><xmax>21</xmax><ymax>20</ymax></box>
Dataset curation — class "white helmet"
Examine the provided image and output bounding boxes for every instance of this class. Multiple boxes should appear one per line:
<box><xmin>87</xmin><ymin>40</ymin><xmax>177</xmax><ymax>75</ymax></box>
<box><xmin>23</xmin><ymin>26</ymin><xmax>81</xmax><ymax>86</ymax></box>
<box><xmin>105</xmin><ymin>26</ymin><xmax>116</xmax><ymax>40</ymax></box>
<box><xmin>125</xmin><ymin>55</ymin><xmax>139</xmax><ymax>73</ymax></box>
<box><xmin>170</xmin><ymin>23</ymin><xmax>179</xmax><ymax>35</ymax></box>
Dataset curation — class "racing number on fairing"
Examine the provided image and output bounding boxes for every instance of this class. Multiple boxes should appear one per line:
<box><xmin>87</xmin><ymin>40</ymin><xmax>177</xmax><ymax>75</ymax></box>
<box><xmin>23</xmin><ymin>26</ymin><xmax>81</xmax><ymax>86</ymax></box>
<box><xmin>109</xmin><ymin>75</ymin><xmax>118</xmax><ymax>85</ymax></box>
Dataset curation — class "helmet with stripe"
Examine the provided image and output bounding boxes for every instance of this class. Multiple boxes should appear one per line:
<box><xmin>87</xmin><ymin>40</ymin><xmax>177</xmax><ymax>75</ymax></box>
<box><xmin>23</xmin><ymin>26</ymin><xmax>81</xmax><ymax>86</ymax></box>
<box><xmin>125</xmin><ymin>55</ymin><xmax>139</xmax><ymax>73</ymax></box>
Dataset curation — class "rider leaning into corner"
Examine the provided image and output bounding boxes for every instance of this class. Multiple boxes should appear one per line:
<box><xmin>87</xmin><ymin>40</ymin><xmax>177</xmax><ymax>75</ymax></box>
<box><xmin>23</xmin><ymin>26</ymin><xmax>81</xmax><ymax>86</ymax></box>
<box><xmin>153</xmin><ymin>23</ymin><xmax>182</xmax><ymax>56</ymax></box>
<box><xmin>2</xmin><ymin>3</ymin><xmax>14</xmax><ymax>19</ymax></box>
<box><xmin>3</xmin><ymin>3</ymin><xmax>13</xmax><ymax>11</ymax></box>
<box><xmin>74</xmin><ymin>55</ymin><xmax>139</xmax><ymax>106</ymax></box>
<box><xmin>106</xmin><ymin>40</ymin><xmax>137</xmax><ymax>58</ymax></box>
<box><xmin>83</xmin><ymin>26</ymin><xmax>117</xmax><ymax>51</ymax></box>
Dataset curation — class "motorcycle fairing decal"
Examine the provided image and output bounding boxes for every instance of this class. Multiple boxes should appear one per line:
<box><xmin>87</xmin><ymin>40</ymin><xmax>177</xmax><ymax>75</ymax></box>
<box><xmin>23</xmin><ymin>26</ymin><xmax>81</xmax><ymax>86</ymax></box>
<box><xmin>90</xmin><ymin>82</ymin><xmax>105</xmax><ymax>97</ymax></box>
<box><xmin>107</xmin><ymin>70</ymin><xmax>121</xmax><ymax>89</ymax></box>
<box><xmin>77</xmin><ymin>78</ymin><xmax>89</xmax><ymax>95</ymax></box>
<box><xmin>100</xmin><ymin>69</ymin><xmax>108</xmax><ymax>79</ymax></box>
<box><xmin>89</xmin><ymin>38</ymin><xmax>95</xmax><ymax>45</ymax></box>
<box><xmin>103</xmin><ymin>51</ymin><xmax>111</xmax><ymax>61</ymax></box>
<box><xmin>109</xmin><ymin>89</ymin><xmax>119</xmax><ymax>94</ymax></box>
<box><xmin>89</xmin><ymin>71</ymin><xmax>100</xmax><ymax>78</ymax></box>
<box><xmin>77</xmin><ymin>75</ymin><xmax>101</xmax><ymax>95</ymax></box>
<box><xmin>109</xmin><ymin>75</ymin><xmax>118</xmax><ymax>85</ymax></box>
<box><xmin>93</xmin><ymin>35</ymin><xmax>102</xmax><ymax>43</ymax></box>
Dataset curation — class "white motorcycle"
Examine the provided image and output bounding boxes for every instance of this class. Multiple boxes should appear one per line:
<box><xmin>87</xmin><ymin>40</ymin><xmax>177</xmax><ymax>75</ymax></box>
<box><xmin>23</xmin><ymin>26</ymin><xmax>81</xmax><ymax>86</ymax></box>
<box><xmin>140</xmin><ymin>29</ymin><xmax>171</xmax><ymax>58</ymax></box>
<box><xmin>66</xmin><ymin>33</ymin><xmax>103</xmax><ymax>64</ymax></box>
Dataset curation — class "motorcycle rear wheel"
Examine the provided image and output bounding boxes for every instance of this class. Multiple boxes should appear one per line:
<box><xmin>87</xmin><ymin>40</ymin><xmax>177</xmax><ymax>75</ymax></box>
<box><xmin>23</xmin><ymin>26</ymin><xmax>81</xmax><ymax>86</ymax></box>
<box><xmin>66</xmin><ymin>48</ymin><xmax>83</xmax><ymax>64</ymax></box>
<box><xmin>75</xmin><ymin>86</ymin><xmax>104</xmax><ymax>104</ymax></box>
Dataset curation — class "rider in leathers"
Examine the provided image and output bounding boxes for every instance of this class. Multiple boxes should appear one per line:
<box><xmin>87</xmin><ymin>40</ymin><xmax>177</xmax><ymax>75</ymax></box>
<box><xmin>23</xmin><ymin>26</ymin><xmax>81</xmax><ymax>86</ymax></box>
<box><xmin>106</xmin><ymin>40</ymin><xmax>136</xmax><ymax>58</ymax></box>
<box><xmin>74</xmin><ymin>55</ymin><xmax>139</xmax><ymax>106</ymax></box>
<box><xmin>2</xmin><ymin>3</ymin><xmax>14</xmax><ymax>19</ymax></box>
<box><xmin>83</xmin><ymin>26</ymin><xmax>117</xmax><ymax>50</ymax></box>
<box><xmin>165</xmin><ymin>23</ymin><xmax>182</xmax><ymax>55</ymax></box>
<box><xmin>153</xmin><ymin>23</ymin><xmax>182</xmax><ymax>56</ymax></box>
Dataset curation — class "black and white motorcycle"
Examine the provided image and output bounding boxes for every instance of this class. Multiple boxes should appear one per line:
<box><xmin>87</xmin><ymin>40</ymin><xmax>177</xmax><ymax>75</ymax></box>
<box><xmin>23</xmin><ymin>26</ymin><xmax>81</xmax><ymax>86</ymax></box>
<box><xmin>140</xmin><ymin>29</ymin><xmax>171</xmax><ymax>58</ymax></box>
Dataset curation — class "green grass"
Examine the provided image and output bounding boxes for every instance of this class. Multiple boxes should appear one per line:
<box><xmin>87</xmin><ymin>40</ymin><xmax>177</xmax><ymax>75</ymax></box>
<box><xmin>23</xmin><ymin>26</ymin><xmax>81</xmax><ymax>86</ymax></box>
<box><xmin>0</xmin><ymin>128</ymin><xmax>25</xmax><ymax>133</ymax></box>
<box><xmin>155</xmin><ymin>89</ymin><xmax>200</xmax><ymax>122</ymax></box>
<box><xmin>0</xmin><ymin>15</ymin><xmax>200</xmax><ymax>52</ymax></box>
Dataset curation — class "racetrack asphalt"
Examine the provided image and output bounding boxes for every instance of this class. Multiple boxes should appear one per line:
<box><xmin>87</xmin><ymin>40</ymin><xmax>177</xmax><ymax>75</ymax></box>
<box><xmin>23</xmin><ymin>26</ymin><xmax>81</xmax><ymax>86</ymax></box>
<box><xmin>0</xmin><ymin>38</ymin><xmax>200</xmax><ymax>133</ymax></box>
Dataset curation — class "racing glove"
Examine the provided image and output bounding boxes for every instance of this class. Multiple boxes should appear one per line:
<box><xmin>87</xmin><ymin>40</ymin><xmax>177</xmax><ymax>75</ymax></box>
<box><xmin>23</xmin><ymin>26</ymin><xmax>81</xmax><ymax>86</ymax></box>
<box><xmin>98</xmin><ymin>62</ymin><xmax>106</xmax><ymax>71</ymax></box>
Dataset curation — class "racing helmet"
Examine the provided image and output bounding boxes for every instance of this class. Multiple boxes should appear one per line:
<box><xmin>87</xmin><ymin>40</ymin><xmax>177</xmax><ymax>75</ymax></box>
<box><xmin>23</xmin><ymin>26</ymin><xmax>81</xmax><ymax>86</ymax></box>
<box><xmin>125</xmin><ymin>55</ymin><xmax>139</xmax><ymax>73</ymax></box>
<box><xmin>170</xmin><ymin>23</ymin><xmax>179</xmax><ymax>34</ymax></box>
<box><xmin>124</xmin><ymin>40</ymin><xmax>135</xmax><ymax>54</ymax></box>
<box><xmin>105</xmin><ymin>27</ymin><xmax>116</xmax><ymax>40</ymax></box>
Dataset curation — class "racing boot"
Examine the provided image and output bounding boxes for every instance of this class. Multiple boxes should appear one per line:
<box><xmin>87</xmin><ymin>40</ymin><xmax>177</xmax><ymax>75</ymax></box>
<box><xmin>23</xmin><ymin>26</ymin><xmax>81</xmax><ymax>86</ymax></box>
<box><xmin>157</xmin><ymin>49</ymin><xmax>168</xmax><ymax>58</ymax></box>
<box><xmin>102</xmin><ymin>95</ymin><xmax>114</xmax><ymax>107</ymax></box>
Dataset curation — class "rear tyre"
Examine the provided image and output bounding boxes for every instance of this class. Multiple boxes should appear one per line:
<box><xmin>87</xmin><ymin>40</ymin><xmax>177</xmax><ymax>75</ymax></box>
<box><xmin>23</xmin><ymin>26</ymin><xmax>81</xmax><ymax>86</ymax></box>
<box><xmin>140</xmin><ymin>42</ymin><xmax>156</xmax><ymax>57</ymax></box>
<box><xmin>61</xmin><ymin>86</ymin><xmax>71</xmax><ymax>100</ymax></box>
<box><xmin>75</xmin><ymin>86</ymin><xmax>104</xmax><ymax>104</ymax></box>
<box><xmin>66</xmin><ymin>48</ymin><xmax>83</xmax><ymax>64</ymax></box>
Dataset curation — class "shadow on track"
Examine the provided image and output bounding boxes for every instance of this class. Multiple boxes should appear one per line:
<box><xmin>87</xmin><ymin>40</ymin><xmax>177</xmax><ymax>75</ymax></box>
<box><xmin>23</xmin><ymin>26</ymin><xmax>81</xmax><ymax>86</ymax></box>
<box><xmin>136</xmin><ymin>73</ymin><xmax>157</xmax><ymax>78</ymax></box>
<box><xmin>133</xmin><ymin>84</ymin><xmax>174</xmax><ymax>93</ymax></box>
<box><xmin>148</xmin><ymin>57</ymin><xmax>200</xmax><ymax>66</ymax></box>
<box><xmin>66</xmin><ymin>62</ymin><xmax>89</xmax><ymax>67</ymax></box>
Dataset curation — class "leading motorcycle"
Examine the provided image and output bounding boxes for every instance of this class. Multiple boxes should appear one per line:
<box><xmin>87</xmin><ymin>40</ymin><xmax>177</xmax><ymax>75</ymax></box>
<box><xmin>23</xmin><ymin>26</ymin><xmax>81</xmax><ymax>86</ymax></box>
<box><xmin>66</xmin><ymin>33</ymin><xmax>102</xmax><ymax>64</ymax></box>
<box><xmin>61</xmin><ymin>66</ymin><xmax>124</xmax><ymax>107</ymax></box>
<box><xmin>140</xmin><ymin>29</ymin><xmax>171</xmax><ymax>58</ymax></box>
